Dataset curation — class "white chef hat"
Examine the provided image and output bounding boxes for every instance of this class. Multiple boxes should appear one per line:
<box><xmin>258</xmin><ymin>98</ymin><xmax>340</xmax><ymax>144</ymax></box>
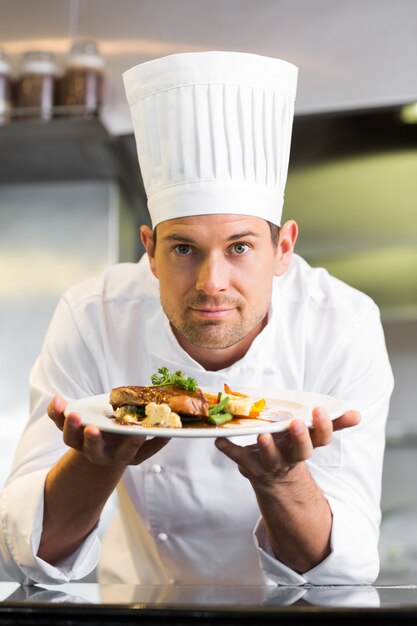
<box><xmin>123</xmin><ymin>51</ymin><xmax>298</xmax><ymax>227</ymax></box>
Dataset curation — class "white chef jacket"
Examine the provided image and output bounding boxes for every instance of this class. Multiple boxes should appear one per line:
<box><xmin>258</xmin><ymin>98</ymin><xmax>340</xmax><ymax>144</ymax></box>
<box><xmin>0</xmin><ymin>253</ymin><xmax>394</xmax><ymax>586</ymax></box>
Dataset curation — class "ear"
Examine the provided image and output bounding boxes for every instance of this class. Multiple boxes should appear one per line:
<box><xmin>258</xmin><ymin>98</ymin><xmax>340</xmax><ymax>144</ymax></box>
<box><xmin>140</xmin><ymin>225</ymin><xmax>159</xmax><ymax>278</ymax></box>
<box><xmin>273</xmin><ymin>220</ymin><xmax>298</xmax><ymax>276</ymax></box>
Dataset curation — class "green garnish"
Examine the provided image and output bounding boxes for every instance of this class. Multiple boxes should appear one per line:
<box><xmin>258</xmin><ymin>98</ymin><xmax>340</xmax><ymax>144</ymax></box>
<box><xmin>151</xmin><ymin>367</ymin><xmax>198</xmax><ymax>392</ymax></box>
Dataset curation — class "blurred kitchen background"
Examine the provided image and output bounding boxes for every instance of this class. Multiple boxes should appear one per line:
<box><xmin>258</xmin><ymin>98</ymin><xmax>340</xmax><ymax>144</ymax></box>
<box><xmin>0</xmin><ymin>0</ymin><xmax>416</xmax><ymax>580</ymax></box>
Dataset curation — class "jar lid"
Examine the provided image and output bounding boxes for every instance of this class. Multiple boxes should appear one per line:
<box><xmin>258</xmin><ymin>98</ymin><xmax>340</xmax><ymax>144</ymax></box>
<box><xmin>20</xmin><ymin>51</ymin><xmax>57</xmax><ymax>75</ymax></box>
<box><xmin>66</xmin><ymin>40</ymin><xmax>105</xmax><ymax>70</ymax></box>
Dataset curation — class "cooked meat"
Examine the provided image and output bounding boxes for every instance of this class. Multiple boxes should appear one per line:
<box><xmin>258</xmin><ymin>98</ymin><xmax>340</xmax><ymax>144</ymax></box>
<box><xmin>110</xmin><ymin>384</ymin><xmax>209</xmax><ymax>417</ymax></box>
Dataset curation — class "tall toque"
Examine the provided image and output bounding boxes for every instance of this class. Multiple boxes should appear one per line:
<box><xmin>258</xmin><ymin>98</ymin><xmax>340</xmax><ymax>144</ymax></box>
<box><xmin>123</xmin><ymin>51</ymin><xmax>298</xmax><ymax>227</ymax></box>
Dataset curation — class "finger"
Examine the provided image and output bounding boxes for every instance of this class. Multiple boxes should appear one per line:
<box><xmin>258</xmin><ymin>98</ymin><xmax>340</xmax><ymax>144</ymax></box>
<box><xmin>332</xmin><ymin>410</ymin><xmax>361</xmax><ymax>432</ymax></box>
<box><xmin>47</xmin><ymin>395</ymin><xmax>67</xmax><ymax>431</ymax></box>
<box><xmin>215</xmin><ymin>437</ymin><xmax>273</xmax><ymax>477</ymax></box>
<box><xmin>215</xmin><ymin>437</ymin><xmax>249</xmax><ymax>465</ymax></box>
<box><xmin>256</xmin><ymin>433</ymin><xmax>282</xmax><ymax>470</ymax></box>
<box><xmin>286</xmin><ymin>419</ymin><xmax>314</xmax><ymax>462</ymax></box>
<box><xmin>84</xmin><ymin>425</ymin><xmax>145</xmax><ymax>459</ymax></box>
<box><xmin>81</xmin><ymin>425</ymin><xmax>148</xmax><ymax>465</ymax></box>
<box><xmin>111</xmin><ymin>433</ymin><xmax>148</xmax><ymax>465</ymax></box>
<box><xmin>62</xmin><ymin>413</ymin><xmax>85</xmax><ymax>450</ymax></box>
<box><xmin>131</xmin><ymin>436</ymin><xmax>171</xmax><ymax>465</ymax></box>
<box><xmin>82</xmin><ymin>424</ymin><xmax>113</xmax><ymax>462</ymax></box>
<box><xmin>110</xmin><ymin>433</ymin><xmax>170</xmax><ymax>465</ymax></box>
<box><xmin>309</xmin><ymin>407</ymin><xmax>334</xmax><ymax>448</ymax></box>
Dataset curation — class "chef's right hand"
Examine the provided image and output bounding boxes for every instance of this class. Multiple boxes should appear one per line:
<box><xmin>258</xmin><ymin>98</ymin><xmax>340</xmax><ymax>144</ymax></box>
<box><xmin>47</xmin><ymin>395</ymin><xmax>170</xmax><ymax>467</ymax></box>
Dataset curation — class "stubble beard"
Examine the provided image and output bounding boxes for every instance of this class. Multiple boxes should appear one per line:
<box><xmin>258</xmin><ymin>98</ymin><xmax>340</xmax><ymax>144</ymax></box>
<box><xmin>161</xmin><ymin>294</ymin><xmax>270</xmax><ymax>350</ymax></box>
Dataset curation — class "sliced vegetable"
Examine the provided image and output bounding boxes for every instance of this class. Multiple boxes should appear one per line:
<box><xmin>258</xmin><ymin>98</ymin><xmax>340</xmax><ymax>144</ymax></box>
<box><xmin>208</xmin><ymin>412</ymin><xmax>233</xmax><ymax>426</ymax></box>
<box><xmin>204</xmin><ymin>392</ymin><xmax>220</xmax><ymax>405</ymax></box>
<box><xmin>251</xmin><ymin>398</ymin><xmax>266</xmax><ymax>413</ymax></box>
<box><xmin>249</xmin><ymin>398</ymin><xmax>266</xmax><ymax>417</ymax></box>
<box><xmin>208</xmin><ymin>395</ymin><xmax>230</xmax><ymax>416</ymax></box>
<box><xmin>223</xmin><ymin>383</ymin><xmax>249</xmax><ymax>398</ymax></box>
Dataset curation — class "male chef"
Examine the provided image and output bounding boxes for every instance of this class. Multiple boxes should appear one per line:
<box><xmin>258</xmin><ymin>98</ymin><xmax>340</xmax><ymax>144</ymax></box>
<box><xmin>0</xmin><ymin>51</ymin><xmax>393</xmax><ymax>586</ymax></box>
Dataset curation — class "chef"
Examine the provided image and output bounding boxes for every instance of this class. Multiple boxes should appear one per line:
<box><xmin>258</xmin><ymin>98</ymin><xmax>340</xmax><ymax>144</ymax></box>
<box><xmin>0</xmin><ymin>51</ymin><xmax>393</xmax><ymax>586</ymax></box>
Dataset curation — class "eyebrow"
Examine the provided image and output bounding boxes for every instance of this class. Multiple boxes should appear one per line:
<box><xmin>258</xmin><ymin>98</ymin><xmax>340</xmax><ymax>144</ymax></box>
<box><xmin>161</xmin><ymin>231</ymin><xmax>261</xmax><ymax>244</ymax></box>
<box><xmin>161</xmin><ymin>233</ymin><xmax>196</xmax><ymax>244</ymax></box>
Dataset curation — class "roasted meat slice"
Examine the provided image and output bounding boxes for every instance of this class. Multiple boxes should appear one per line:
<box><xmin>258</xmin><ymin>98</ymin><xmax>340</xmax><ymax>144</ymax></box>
<box><xmin>110</xmin><ymin>384</ymin><xmax>209</xmax><ymax>417</ymax></box>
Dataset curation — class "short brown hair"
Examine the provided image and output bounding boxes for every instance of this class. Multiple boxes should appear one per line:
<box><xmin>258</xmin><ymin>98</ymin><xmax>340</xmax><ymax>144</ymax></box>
<box><xmin>268</xmin><ymin>222</ymin><xmax>280</xmax><ymax>248</ymax></box>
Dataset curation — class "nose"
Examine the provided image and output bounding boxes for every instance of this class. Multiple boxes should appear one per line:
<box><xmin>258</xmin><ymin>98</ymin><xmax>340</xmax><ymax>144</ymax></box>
<box><xmin>195</xmin><ymin>253</ymin><xmax>229</xmax><ymax>295</ymax></box>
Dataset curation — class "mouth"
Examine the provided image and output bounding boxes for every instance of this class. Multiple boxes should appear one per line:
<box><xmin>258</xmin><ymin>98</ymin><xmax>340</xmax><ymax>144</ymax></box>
<box><xmin>190</xmin><ymin>307</ymin><xmax>236</xmax><ymax>320</ymax></box>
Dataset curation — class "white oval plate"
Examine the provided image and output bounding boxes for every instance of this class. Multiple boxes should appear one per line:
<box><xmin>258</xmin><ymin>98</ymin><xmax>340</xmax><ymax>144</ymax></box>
<box><xmin>64</xmin><ymin>387</ymin><xmax>347</xmax><ymax>438</ymax></box>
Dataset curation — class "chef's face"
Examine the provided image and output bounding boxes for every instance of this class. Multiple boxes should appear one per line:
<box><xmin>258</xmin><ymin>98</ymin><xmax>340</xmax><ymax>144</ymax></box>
<box><xmin>141</xmin><ymin>214</ymin><xmax>297</xmax><ymax>360</ymax></box>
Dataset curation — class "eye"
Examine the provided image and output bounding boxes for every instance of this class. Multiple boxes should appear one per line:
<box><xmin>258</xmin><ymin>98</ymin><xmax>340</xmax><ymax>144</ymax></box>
<box><xmin>230</xmin><ymin>242</ymin><xmax>250</xmax><ymax>255</ymax></box>
<box><xmin>174</xmin><ymin>244</ymin><xmax>194</xmax><ymax>255</ymax></box>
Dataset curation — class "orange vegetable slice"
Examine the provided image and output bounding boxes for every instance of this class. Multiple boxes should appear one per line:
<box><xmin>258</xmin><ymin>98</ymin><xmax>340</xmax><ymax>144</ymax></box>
<box><xmin>251</xmin><ymin>398</ymin><xmax>266</xmax><ymax>413</ymax></box>
<box><xmin>223</xmin><ymin>383</ymin><xmax>249</xmax><ymax>398</ymax></box>
<box><xmin>249</xmin><ymin>399</ymin><xmax>266</xmax><ymax>418</ymax></box>
<box><xmin>204</xmin><ymin>392</ymin><xmax>220</xmax><ymax>405</ymax></box>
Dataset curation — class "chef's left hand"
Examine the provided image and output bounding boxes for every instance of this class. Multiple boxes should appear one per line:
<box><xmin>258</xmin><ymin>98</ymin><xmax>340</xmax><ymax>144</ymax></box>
<box><xmin>215</xmin><ymin>408</ymin><xmax>360</xmax><ymax>484</ymax></box>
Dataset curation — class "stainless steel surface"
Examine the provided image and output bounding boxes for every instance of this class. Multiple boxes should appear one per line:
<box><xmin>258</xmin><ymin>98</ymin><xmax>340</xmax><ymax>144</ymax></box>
<box><xmin>0</xmin><ymin>180</ymin><xmax>134</xmax><ymax>490</ymax></box>
<box><xmin>0</xmin><ymin>581</ymin><xmax>416</xmax><ymax>609</ymax></box>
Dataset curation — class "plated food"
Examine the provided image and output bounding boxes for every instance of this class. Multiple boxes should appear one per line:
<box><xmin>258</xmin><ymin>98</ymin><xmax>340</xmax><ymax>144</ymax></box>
<box><xmin>109</xmin><ymin>367</ymin><xmax>266</xmax><ymax>429</ymax></box>
<box><xmin>63</xmin><ymin>363</ymin><xmax>346</xmax><ymax>439</ymax></box>
<box><xmin>64</xmin><ymin>385</ymin><xmax>346</xmax><ymax>439</ymax></box>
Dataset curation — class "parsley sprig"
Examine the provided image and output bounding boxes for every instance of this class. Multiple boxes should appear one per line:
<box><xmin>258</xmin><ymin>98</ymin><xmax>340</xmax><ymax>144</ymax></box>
<box><xmin>151</xmin><ymin>367</ymin><xmax>198</xmax><ymax>392</ymax></box>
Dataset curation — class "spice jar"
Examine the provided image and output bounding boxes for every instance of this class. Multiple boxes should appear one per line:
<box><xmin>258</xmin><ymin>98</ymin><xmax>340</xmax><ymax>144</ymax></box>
<box><xmin>0</xmin><ymin>49</ymin><xmax>12</xmax><ymax>124</ymax></box>
<box><xmin>15</xmin><ymin>51</ymin><xmax>57</xmax><ymax>121</ymax></box>
<box><xmin>60</xmin><ymin>40</ymin><xmax>104</xmax><ymax>117</ymax></box>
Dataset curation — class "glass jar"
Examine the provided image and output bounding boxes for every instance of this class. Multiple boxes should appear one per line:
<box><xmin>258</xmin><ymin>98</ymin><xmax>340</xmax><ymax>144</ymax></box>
<box><xmin>15</xmin><ymin>51</ymin><xmax>57</xmax><ymax>121</ymax></box>
<box><xmin>0</xmin><ymin>49</ymin><xmax>12</xmax><ymax>124</ymax></box>
<box><xmin>60</xmin><ymin>40</ymin><xmax>105</xmax><ymax>117</ymax></box>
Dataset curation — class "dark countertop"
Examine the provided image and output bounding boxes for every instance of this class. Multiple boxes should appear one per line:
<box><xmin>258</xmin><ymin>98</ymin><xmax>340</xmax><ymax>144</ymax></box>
<box><xmin>0</xmin><ymin>572</ymin><xmax>417</xmax><ymax>625</ymax></box>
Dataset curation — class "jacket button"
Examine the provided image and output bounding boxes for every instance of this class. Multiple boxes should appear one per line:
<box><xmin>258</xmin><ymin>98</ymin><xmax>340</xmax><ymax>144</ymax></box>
<box><xmin>151</xmin><ymin>464</ymin><xmax>162</xmax><ymax>473</ymax></box>
<box><xmin>158</xmin><ymin>533</ymin><xmax>168</xmax><ymax>542</ymax></box>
